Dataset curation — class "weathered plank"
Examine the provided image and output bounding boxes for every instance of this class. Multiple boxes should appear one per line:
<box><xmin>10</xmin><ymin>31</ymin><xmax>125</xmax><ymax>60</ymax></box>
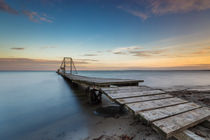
<box><xmin>105</xmin><ymin>90</ymin><xmax>166</xmax><ymax>99</ymax></box>
<box><xmin>101</xmin><ymin>86</ymin><xmax>151</xmax><ymax>91</ymax></box>
<box><xmin>153</xmin><ymin>107</ymin><xmax>210</xmax><ymax>138</ymax></box>
<box><xmin>139</xmin><ymin>102</ymin><xmax>201</xmax><ymax>122</ymax></box>
<box><xmin>126</xmin><ymin>97</ymin><xmax>188</xmax><ymax>112</ymax></box>
<box><xmin>116</xmin><ymin>94</ymin><xmax>173</xmax><ymax>104</ymax></box>
<box><xmin>103</xmin><ymin>88</ymin><xmax>158</xmax><ymax>94</ymax></box>
<box><xmin>174</xmin><ymin>130</ymin><xmax>206</xmax><ymax>140</ymax></box>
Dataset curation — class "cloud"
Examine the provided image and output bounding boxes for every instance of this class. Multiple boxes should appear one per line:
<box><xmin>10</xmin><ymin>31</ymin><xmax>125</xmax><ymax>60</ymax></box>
<box><xmin>157</xmin><ymin>64</ymin><xmax>210</xmax><ymax>70</ymax></box>
<box><xmin>75</xmin><ymin>58</ymin><xmax>98</xmax><ymax>63</ymax></box>
<box><xmin>83</xmin><ymin>53</ymin><xmax>98</xmax><ymax>56</ymax></box>
<box><xmin>0</xmin><ymin>0</ymin><xmax>18</xmax><ymax>14</ymax></box>
<box><xmin>113</xmin><ymin>46</ymin><xmax>142</xmax><ymax>54</ymax></box>
<box><xmin>130</xmin><ymin>50</ymin><xmax>165</xmax><ymax>57</ymax></box>
<box><xmin>193</xmin><ymin>46</ymin><xmax>210</xmax><ymax>55</ymax></box>
<box><xmin>112</xmin><ymin>46</ymin><xmax>168</xmax><ymax>57</ymax></box>
<box><xmin>0</xmin><ymin>58</ymin><xmax>60</xmax><ymax>71</ymax></box>
<box><xmin>23</xmin><ymin>10</ymin><xmax>53</xmax><ymax>23</ymax></box>
<box><xmin>11</xmin><ymin>47</ymin><xmax>25</xmax><ymax>50</ymax></box>
<box><xmin>39</xmin><ymin>17</ymin><xmax>53</xmax><ymax>23</ymax></box>
<box><xmin>118</xmin><ymin>6</ymin><xmax>148</xmax><ymax>20</ymax></box>
<box><xmin>0</xmin><ymin>0</ymin><xmax>54</xmax><ymax>23</ymax></box>
<box><xmin>0</xmin><ymin>58</ymin><xmax>97</xmax><ymax>71</ymax></box>
<box><xmin>119</xmin><ymin>0</ymin><xmax>210</xmax><ymax>19</ymax></box>
<box><xmin>1</xmin><ymin>57</ymin><xmax>209</xmax><ymax>71</ymax></box>
<box><xmin>151</xmin><ymin>0</ymin><xmax>210</xmax><ymax>15</ymax></box>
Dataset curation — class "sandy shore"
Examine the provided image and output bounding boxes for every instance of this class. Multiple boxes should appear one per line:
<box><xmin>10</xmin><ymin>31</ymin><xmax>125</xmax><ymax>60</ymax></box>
<box><xmin>20</xmin><ymin>86</ymin><xmax>210</xmax><ymax>140</ymax></box>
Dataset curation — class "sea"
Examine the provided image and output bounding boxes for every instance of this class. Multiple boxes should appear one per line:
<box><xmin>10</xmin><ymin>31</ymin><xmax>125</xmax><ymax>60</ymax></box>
<box><xmin>1</xmin><ymin>70</ymin><xmax>210</xmax><ymax>140</ymax></box>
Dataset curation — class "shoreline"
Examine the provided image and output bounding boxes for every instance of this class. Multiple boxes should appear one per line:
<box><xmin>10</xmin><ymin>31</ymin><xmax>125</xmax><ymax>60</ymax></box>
<box><xmin>18</xmin><ymin>86</ymin><xmax>210</xmax><ymax>140</ymax></box>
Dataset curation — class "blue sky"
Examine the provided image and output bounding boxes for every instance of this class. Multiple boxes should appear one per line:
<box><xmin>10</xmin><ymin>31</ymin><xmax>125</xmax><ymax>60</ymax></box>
<box><xmin>0</xmin><ymin>0</ymin><xmax>210</xmax><ymax>70</ymax></box>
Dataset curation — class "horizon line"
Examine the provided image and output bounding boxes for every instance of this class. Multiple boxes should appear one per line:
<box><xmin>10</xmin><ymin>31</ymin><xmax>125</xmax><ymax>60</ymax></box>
<box><xmin>1</xmin><ymin>69</ymin><xmax>210</xmax><ymax>72</ymax></box>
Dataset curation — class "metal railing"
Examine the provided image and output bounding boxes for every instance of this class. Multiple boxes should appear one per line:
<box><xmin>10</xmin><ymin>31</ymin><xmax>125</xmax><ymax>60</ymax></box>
<box><xmin>59</xmin><ymin>57</ymin><xmax>78</xmax><ymax>74</ymax></box>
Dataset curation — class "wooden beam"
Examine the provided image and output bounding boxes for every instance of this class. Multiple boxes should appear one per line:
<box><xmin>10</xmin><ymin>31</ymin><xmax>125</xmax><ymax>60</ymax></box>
<box><xmin>116</xmin><ymin>94</ymin><xmax>173</xmax><ymax>104</ymax></box>
<box><xmin>105</xmin><ymin>90</ymin><xmax>166</xmax><ymax>99</ymax></box>
<box><xmin>126</xmin><ymin>97</ymin><xmax>188</xmax><ymax>112</ymax></box>
<box><xmin>152</xmin><ymin>107</ymin><xmax>210</xmax><ymax>138</ymax></box>
<box><xmin>139</xmin><ymin>102</ymin><xmax>201</xmax><ymax>122</ymax></box>
<box><xmin>101</xmin><ymin>86</ymin><xmax>150</xmax><ymax>91</ymax></box>
<box><xmin>103</xmin><ymin>88</ymin><xmax>155</xmax><ymax>94</ymax></box>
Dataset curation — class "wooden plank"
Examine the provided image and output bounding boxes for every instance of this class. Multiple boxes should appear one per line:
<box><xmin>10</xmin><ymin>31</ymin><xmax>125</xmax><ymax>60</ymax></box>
<box><xmin>116</xmin><ymin>94</ymin><xmax>173</xmax><ymax>104</ymax></box>
<box><xmin>153</xmin><ymin>107</ymin><xmax>210</xmax><ymax>138</ymax></box>
<box><xmin>101</xmin><ymin>86</ymin><xmax>152</xmax><ymax>91</ymax></box>
<box><xmin>126</xmin><ymin>97</ymin><xmax>188</xmax><ymax>112</ymax></box>
<box><xmin>103</xmin><ymin>88</ymin><xmax>158</xmax><ymax>94</ymax></box>
<box><xmin>104</xmin><ymin>89</ymin><xmax>151</xmax><ymax>94</ymax></box>
<box><xmin>174</xmin><ymin>130</ymin><xmax>206</xmax><ymax>140</ymax></box>
<box><xmin>139</xmin><ymin>102</ymin><xmax>201</xmax><ymax>122</ymax></box>
<box><xmin>105</xmin><ymin>90</ymin><xmax>166</xmax><ymax>99</ymax></box>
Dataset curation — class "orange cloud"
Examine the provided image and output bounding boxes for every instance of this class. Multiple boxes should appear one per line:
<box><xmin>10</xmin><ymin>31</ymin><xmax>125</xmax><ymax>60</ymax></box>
<box><xmin>193</xmin><ymin>46</ymin><xmax>210</xmax><ymax>55</ymax></box>
<box><xmin>0</xmin><ymin>57</ymin><xmax>210</xmax><ymax>70</ymax></box>
<box><xmin>0</xmin><ymin>58</ymin><xmax>97</xmax><ymax>71</ymax></box>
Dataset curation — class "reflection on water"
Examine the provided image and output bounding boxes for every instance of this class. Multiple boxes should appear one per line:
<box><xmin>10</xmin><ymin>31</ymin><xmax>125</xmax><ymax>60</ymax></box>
<box><xmin>0</xmin><ymin>71</ymin><xmax>210</xmax><ymax>139</ymax></box>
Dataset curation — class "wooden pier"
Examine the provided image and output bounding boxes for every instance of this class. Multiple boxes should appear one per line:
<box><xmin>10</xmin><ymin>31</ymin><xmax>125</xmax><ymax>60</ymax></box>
<box><xmin>57</xmin><ymin>57</ymin><xmax>210</xmax><ymax>140</ymax></box>
<box><xmin>101</xmin><ymin>86</ymin><xmax>210</xmax><ymax>139</ymax></box>
<box><xmin>60</xmin><ymin>73</ymin><xmax>142</xmax><ymax>87</ymax></box>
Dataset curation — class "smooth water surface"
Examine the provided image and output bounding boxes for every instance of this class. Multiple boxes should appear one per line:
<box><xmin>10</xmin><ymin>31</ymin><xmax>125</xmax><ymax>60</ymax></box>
<box><xmin>78</xmin><ymin>70</ymin><xmax>210</xmax><ymax>88</ymax></box>
<box><xmin>0</xmin><ymin>72</ymin><xmax>89</xmax><ymax>140</ymax></box>
<box><xmin>1</xmin><ymin>71</ymin><xmax>210</xmax><ymax>139</ymax></box>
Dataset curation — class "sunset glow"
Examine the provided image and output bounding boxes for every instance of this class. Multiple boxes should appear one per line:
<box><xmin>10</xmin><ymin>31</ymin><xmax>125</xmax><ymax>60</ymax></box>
<box><xmin>0</xmin><ymin>0</ymin><xmax>210</xmax><ymax>70</ymax></box>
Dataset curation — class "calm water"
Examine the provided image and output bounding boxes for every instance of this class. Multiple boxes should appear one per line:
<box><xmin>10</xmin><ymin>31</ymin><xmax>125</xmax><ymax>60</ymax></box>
<box><xmin>78</xmin><ymin>70</ymin><xmax>210</xmax><ymax>88</ymax></box>
<box><xmin>1</xmin><ymin>70</ymin><xmax>210</xmax><ymax>140</ymax></box>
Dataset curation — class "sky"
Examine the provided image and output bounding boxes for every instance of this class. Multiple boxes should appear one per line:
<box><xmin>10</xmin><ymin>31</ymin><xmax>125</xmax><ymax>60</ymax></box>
<box><xmin>0</xmin><ymin>0</ymin><xmax>210</xmax><ymax>70</ymax></box>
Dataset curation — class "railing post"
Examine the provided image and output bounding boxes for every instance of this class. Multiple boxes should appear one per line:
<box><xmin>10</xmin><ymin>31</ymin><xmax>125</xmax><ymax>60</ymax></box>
<box><xmin>70</xmin><ymin>58</ymin><xmax>73</xmax><ymax>74</ymax></box>
<box><xmin>64</xmin><ymin>57</ymin><xmax>66</xmax><ymax>74</ymax></box>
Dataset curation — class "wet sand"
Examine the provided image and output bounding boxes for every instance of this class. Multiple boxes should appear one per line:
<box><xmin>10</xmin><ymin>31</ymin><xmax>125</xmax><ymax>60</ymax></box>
<box><xmin>169</xmin><ymin>90</ymin><xmax>210</xmax><ymax>107</ymax></box>
<box><xmin>19</xmin><ymin>85</ymin><xmax>210</xmax><ymax>140</ymax></box>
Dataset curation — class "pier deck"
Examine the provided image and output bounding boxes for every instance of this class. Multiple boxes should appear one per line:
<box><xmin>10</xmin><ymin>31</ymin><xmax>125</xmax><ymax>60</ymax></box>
<box><xmin>101</xmin><ymin>86</ymin><xmax>210</xmax><ymax>138</ymax></box>
<box><xmin>60</xmin><ymin>72</ymin><xmax>143</xmax><ymax>87</ymax></box>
